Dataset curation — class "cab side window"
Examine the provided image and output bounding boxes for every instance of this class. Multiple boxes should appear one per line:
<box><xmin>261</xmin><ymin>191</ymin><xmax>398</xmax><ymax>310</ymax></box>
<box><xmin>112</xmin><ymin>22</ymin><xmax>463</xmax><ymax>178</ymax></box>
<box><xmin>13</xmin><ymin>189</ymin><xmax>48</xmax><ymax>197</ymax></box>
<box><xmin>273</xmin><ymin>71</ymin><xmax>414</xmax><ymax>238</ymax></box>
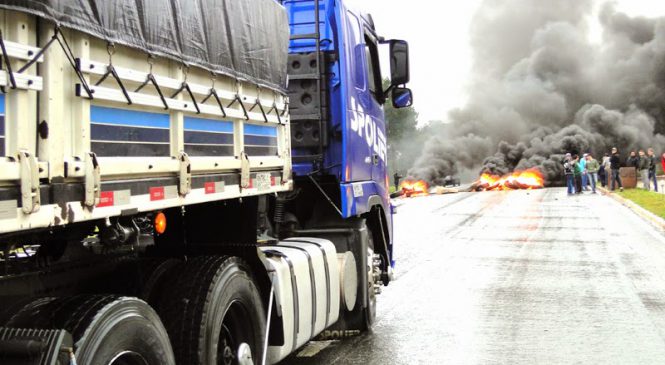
<box><xmin>364</xmin><ymin>34</ymin><xmax>382</xmax><ymax>103</ymax></box>
<box><xmin>347</xmin><ymin>12</ymin><xmax>366</xmax><ymax>90</ymax></box>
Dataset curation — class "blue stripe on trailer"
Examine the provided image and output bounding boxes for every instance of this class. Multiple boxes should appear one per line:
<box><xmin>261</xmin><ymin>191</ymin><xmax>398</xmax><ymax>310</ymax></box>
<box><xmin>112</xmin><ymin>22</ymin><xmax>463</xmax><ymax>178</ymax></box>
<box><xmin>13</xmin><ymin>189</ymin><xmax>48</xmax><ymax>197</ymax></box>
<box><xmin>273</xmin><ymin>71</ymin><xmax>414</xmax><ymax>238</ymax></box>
<box><xmin>0</xmin><ymin>93</ymin><xmax>5</xmax><ymax>114</ymax></box>
<box><xmin>184</xmin><ymin>116</ymin><xmax>233</xmax><ymax>133</ymax></box>
<box><xmin>184</xmin><ymin>117</ymin><xmax>235</xmax><ymax>157</ymax></box>
<box><xmin>90</xmin><ymin>106</ymin><xmax>170</xmax><ymax>157</ymax></box>
<box><xmin>91</xmin><ymin>106</ymin><xmax>170</xmax><ymax>129</ymax></box>
<box><xmin>244</xmin><ymin>124</ymin><xmax>277</xmax><ymax>137</ymax></box>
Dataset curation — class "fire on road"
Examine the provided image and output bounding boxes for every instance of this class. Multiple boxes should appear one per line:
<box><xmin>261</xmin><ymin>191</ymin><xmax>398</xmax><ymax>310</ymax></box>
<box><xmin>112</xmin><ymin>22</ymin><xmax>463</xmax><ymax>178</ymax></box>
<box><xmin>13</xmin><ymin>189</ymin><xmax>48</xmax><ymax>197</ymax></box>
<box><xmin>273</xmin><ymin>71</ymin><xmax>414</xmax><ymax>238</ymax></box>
<box><xmin>286</xmin><ymin>188</ymin><xmax>665</xmax><ymax>364</ymax></box>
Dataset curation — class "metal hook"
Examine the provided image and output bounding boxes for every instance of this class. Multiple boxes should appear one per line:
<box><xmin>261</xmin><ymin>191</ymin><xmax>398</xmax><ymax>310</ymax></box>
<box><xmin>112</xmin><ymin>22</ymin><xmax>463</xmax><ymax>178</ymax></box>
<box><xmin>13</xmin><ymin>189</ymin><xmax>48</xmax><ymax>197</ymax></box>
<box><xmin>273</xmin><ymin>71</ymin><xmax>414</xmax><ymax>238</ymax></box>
<box><xmin>147</xmin><ymin>54</ymin><xmax>155</xmax><ymax>74</ymax></box>
<box><xmin>228</xmin><ymin>80</ymin><xmax>249</xmax><ymax>121</ymax></box>
<box><xmin>249</xmin><ymin>86</ymin><xmax>268</xmax><ymax>123</ymax></box>
<box><xmin>202</xmin><ymin>73</ymin><xmax>226</xmax><ymax>118</ymax></box>
<box><xmin>268</xmin><ymin>93</ymin><xmax>284</xmax><ymax>124</ymax></box>
<box><xmin>171</xmin><ymin>65</ymin><xmax>199</xmax><ymax>114</ymax></box>
<box><xmin>181</xmin><ymin>64</ymin><xmax>189</xmax><ymax>82</ymax></box>
<box><xmin>135</xmin><ymin>54</ymin><xmax>167</xmax><ymax>109</ymax></box>
<box><xmin>235</xmin><ymin>78</ymin><xmax>242</xmax><ymax>94</ymax></box>
<box><xmin>107</xmin><ymin>42</ymin><xmax>116</xmax><ymax>65</ymax></box>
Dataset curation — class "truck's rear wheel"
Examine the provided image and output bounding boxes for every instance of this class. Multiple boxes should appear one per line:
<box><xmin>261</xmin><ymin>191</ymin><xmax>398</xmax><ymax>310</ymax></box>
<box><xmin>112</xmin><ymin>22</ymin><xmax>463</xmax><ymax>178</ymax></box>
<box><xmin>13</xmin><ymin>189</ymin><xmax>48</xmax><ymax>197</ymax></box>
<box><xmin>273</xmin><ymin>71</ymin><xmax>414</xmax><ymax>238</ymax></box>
<box><xmin>3</xmin><ymin>295</ymin><xmax>175</xmax><ymax>365</ymax></box>
<box><xmin>135</xmin><ymin>258</ymin><xmax>182</xmax><ymax>304</ymax></box>
<box><xmin>154</xmin><ymin>256</ymin><xmax>266</xmax><ymax>365</ymax></box>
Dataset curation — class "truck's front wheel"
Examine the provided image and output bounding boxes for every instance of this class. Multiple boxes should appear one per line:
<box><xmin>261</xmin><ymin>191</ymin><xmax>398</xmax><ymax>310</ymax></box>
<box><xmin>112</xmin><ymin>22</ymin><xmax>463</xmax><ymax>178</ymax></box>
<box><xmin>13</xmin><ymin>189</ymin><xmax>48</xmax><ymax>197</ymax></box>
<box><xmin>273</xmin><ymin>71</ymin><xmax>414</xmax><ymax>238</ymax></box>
<box><xmin>154</xmin><ymin>256</ymin><xmax>266</xmax><ymax>365</ymax></box>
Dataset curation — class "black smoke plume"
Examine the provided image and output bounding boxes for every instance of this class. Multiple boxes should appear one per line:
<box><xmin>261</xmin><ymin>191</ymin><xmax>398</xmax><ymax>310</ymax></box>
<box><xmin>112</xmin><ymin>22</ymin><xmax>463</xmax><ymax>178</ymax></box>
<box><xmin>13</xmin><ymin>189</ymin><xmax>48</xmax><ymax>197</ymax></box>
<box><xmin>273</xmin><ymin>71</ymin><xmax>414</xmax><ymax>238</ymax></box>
<box><xmin>409</xmin><ymin>0</ymin><xmax>665</xmax><ymax>185</ymax></box>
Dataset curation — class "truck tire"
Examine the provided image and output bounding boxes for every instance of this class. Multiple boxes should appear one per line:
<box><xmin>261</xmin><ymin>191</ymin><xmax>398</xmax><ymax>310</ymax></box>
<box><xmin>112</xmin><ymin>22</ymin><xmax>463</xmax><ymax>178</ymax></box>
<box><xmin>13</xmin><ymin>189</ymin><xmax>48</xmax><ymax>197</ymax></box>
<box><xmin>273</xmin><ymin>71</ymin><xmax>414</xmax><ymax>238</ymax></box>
<box><xmin>4</xmin><ymin>295</ymin><xmax>175</xmax><ymax>365</ymax></box>
<box><xmin>154</xmin><ymin>256</ymin><xmax>266</xmax><ymax>365</ymax></box>
<box><xmin>135</xmin><ymin>258</ymin><xmax>182</xmax><ymax>304</ymax></box>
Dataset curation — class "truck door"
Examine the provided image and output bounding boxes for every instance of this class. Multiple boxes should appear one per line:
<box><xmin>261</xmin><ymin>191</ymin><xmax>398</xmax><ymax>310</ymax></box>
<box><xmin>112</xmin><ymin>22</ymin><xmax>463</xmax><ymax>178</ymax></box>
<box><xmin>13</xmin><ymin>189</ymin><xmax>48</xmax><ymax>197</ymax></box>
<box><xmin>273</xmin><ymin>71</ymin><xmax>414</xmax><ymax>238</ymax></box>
<box><xmin>361</xmin><ymin>31</ymin><xmax>388</xmax><ymax>193</ymax></box>
<box><xmin>345</xmin><ymin>11</ymin><xmax>373</xmax><ymax>183</ymax></box>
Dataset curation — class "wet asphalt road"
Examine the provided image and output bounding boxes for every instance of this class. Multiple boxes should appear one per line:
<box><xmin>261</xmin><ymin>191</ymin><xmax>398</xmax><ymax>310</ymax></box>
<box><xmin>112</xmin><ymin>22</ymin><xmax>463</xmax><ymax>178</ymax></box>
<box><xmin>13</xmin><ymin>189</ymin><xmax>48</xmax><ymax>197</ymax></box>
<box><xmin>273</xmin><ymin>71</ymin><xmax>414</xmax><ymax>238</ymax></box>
<box><xmin>284</xmin><ymin>188</ymin><xmax>665</xmax><ymax>364</ymax></box>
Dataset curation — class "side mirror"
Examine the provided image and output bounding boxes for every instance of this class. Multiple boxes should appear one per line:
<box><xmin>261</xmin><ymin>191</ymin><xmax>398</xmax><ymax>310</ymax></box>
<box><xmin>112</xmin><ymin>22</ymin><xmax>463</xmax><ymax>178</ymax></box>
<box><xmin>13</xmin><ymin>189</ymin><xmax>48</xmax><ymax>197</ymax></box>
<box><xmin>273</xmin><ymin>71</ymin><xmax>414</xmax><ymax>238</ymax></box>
<box><xmin>392</xmin><ymin>87</ymin><xmax>413</xmax><ymax>108</ymax></box>
<box><xmin>390</xmin><ymin>40</ymin><xmax>410</xmax><ymax>86</ymax></box>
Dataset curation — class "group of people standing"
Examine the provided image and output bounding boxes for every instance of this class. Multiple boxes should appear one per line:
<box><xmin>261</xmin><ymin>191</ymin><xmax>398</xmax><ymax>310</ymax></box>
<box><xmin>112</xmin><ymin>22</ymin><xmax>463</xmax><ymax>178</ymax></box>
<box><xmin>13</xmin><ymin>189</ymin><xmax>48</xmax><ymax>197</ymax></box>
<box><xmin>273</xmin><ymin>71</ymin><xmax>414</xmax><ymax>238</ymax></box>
<box><xmin>620</xmin><ymin>148</ymin><xmax>660</xmax><ymax>192</ymax></box>
<box><xmin>563</xmin><ymin>153</ymin><xmax>601</xmax><ymax>195</ymax></box>
<box><xmin>563</xmin><ymin>147</ymin><xmax>662</xmax><ymax>195</ymax></box>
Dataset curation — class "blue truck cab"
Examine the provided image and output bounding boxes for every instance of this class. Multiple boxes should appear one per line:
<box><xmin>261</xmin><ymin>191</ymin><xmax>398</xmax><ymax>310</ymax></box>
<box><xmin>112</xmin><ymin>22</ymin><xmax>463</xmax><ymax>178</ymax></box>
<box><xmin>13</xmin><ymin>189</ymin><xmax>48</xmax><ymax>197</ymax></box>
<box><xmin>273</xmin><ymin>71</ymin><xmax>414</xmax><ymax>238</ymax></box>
<box><xmin>281</xmin><ymin>0</ymin><xmax>413</xmax><ymax>292</ymax></box>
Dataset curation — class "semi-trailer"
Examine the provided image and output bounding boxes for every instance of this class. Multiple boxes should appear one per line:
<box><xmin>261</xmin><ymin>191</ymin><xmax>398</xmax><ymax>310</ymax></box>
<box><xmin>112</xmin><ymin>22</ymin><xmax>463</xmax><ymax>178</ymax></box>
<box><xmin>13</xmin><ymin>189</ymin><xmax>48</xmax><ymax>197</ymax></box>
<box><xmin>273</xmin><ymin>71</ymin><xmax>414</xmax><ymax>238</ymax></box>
<box><xmin>0</xmin><ymin>0</ymin><xmax>412</xmax><ymax>364</ymax></box>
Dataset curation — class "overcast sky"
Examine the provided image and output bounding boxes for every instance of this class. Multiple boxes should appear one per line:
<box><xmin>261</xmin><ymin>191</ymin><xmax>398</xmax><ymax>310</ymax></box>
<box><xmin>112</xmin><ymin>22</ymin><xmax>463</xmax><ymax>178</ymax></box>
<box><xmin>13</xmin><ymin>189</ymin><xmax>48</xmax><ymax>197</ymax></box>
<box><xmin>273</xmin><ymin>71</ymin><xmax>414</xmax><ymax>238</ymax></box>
<box><xmin>347</xmin><ymin>0</ymin><xmax>665</xmax><ymax>125</ymax></box>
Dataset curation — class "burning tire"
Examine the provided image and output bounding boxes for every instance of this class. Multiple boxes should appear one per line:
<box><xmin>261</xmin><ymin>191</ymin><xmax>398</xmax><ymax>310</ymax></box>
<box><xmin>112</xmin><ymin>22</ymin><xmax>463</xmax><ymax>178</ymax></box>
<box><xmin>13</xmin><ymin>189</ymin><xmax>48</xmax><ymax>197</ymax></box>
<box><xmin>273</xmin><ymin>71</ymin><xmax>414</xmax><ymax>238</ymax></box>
<box><xmin>154</xmin><ymin>256</ymin><xmax>266</xmax><ymax>365</ymax></box>
<box><xmin>4</xmin><ymin>295</ymin><xmax>175</xmax><ymax>365</ymax></box>
<box><xmin>397</xmin><ymin>180</ymin><xmax>429</xmax><ymax>197</ymax></box>
<box><xmin>474</xmin><ymin>168</ymin><xmax>545</xmax><ymax>191</ymax></box>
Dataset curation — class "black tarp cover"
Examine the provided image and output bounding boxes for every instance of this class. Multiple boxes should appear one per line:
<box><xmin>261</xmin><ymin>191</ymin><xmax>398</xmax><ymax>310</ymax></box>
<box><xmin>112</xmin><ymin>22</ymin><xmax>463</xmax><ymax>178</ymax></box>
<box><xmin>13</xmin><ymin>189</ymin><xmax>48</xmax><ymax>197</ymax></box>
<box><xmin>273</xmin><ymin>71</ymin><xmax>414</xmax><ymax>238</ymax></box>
<box><xmin>0</xmin><ymin>0</ymin><xmax>290</xmax><ymax>92</ymax></box>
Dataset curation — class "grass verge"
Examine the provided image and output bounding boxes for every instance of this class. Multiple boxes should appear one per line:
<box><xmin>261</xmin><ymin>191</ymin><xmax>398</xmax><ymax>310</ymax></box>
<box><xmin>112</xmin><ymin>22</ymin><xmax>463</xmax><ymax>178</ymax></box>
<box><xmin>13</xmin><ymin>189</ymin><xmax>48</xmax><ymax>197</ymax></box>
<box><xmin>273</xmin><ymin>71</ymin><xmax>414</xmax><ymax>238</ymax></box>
<box><xmin>616</xmin><ymin>188</ymin><xmax>665</xmax><ymax>219</ymax></box>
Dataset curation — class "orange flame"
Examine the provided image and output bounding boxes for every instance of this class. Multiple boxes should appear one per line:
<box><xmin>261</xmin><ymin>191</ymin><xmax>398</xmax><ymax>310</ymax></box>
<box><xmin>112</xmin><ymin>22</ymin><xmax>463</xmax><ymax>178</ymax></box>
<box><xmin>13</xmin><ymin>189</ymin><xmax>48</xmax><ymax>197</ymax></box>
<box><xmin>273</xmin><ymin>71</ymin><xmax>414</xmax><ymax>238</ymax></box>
<box><xmin>476</xmin><ymin>168</ymin><xmax>544</xmax><ymax>191</ymax></box>
<box><xmin>399</xmin><ymin>180</ymin><xmax>429</xmax><ymax>197</ymax></box>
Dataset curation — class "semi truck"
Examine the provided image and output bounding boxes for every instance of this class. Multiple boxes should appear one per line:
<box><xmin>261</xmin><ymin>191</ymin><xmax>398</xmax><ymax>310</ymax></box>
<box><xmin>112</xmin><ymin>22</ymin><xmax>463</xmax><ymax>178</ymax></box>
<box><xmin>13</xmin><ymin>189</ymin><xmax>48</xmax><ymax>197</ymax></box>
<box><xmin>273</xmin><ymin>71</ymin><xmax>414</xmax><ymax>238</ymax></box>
<box><xmin>0</xmin><ymin>0</ymin><xmax>412</xmax><ymax>364</ymax></box>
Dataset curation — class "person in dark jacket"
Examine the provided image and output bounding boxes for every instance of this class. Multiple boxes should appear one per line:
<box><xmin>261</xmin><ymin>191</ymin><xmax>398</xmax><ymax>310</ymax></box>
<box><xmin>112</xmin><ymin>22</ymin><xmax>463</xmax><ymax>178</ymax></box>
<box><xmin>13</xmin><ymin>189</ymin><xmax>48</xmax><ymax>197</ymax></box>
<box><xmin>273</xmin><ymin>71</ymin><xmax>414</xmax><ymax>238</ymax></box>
<box><xmin>573</xmin><ymin>155</ymin><xmax>583</xmax><ymax>194</ymax></box>
<box><xmin>563</xmin><ymin>153</ymin><xmax>574</xmax><ymax>195</ymax></box>
<box><xmin>610</xmin><ymin>147</ymin><xmax>623</xmax><ymax>191</ymax></box>
<box><xmin>393</xmin><ymin>172</ymin><xmax>403</xmax><ymax>190</ymax></box>
<box><xmin>599</xmin><ymin>153</ymin><xmax>610</xmax><ymax>187</ymax></box>
<box><xmin>627</xmin><ymin>151</ymin><xmax>639</xmax><ymax>170</ymax></box>
<box><xmin>648</xmin><ymin>148</ymin><xmax>658</xmax><ymax>192</ymax></box>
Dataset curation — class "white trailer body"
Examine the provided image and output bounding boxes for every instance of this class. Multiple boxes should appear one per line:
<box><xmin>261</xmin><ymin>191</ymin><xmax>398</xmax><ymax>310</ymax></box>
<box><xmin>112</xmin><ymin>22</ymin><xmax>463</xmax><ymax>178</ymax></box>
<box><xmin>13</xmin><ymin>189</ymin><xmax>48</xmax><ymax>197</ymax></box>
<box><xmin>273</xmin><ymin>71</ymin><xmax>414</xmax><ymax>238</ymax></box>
<box><xmin>0</xmin><ymin>10</ymin><xmax>292</xmax><ymax>234</ymax></box>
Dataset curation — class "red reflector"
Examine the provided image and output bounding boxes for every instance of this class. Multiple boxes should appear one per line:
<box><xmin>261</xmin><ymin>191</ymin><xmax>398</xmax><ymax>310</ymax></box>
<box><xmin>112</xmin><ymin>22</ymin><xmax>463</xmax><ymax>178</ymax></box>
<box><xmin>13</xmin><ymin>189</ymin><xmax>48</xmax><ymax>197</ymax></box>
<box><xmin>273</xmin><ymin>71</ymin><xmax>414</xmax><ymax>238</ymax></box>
<box><xmin>98</xmin><ymin>191</ymin><xmax>114</xmax><ymax>207</ymax></box>
<box><xmin>150</xmin><ymin>187</ymin><xmax>165</xmax><ymax>201</ymax></box>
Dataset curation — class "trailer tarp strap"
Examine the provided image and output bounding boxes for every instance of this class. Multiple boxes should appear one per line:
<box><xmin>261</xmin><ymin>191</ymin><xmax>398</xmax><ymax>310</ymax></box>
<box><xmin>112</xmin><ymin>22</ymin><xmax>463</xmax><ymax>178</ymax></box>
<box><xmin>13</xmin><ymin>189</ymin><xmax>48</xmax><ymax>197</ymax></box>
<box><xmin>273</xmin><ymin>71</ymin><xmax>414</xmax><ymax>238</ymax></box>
<box><xmin>135</xmin><ymin>57</ymin><xmax>168</xmax><ymax>110</ymax></box>
<box><xmin>95</xmin><ymin>44</ymin><xmax>132</xmax><ymax>105</ymax></box>
<box><xmin>0</xmin><ymin>29</ymin><xmax>16</xmax><ymax>91</ymax></box>
<box><xmin>202</xmin><ymin>87</ymin><xmax>227</xmax><ymax>118</ymax></box>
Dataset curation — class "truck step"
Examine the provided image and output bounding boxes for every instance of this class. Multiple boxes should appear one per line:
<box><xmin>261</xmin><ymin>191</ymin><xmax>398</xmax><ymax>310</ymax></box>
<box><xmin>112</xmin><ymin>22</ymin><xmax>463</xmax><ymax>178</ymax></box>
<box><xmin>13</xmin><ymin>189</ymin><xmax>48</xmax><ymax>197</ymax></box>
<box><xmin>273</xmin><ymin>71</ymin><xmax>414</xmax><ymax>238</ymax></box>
<box><xmin>290</xmin><ymin>33</ymin><xmax>320</xmax><ymax>41</ymax></box>
<box><xmin>290</xmin><ymin>113</ymin><xmax>322</xmax><ymax>121</ymax></box>
<box><xmin>289</xmin><ymin>73</ymin><xmax>320</xmax><ymax>81</ymax></box>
